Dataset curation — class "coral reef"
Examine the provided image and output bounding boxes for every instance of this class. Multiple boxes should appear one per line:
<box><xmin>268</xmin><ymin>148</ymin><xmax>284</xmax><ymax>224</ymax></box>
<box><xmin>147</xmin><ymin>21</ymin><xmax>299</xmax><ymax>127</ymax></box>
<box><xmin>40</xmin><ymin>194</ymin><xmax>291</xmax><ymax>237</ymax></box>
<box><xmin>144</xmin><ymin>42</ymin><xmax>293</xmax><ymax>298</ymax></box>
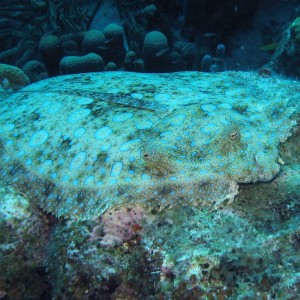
<box><xmin>81</xmin><ymin>29</ymin><xmax>106</xmax><ymax>55</ymax></box>
<box><xmin>200</xmin><ymin>44</ymin><xmax>227</xmax><ymax>72</ymax></box>
<box><xmin>0</xmin><ymin>63</ymin><xmax>30</xmax><ymax>90</ymax></box>
<box><xmin>0</xmin><ymin>0</ymin><xmax>91</xmax><ymax>67</ymax></box>
<box><xmin>267</xmin><ymin>17</ymin><xmax>300</xmax><ymax>78</ymax></box>
<box><xmin>60</xmin><ymin>53</ymin><xmax>104</xmax><ymax>75</ymax></box>
<box><xmin>103</xmin><ymin>23</ymin><xmax>126</xmax><ymax>66</ymax></box>
<box><xmin>143</xmin><ymin>30</ymin><xmax>170</xmax><ymax>72</ymax></box>
<box><xmin>105</xmin><ymin>61</ymin><xmax>118</xmax><ymax>71</ymax></box>
<box><xmin>39</xmin><ymin>35</ymin><xmax>63</xmax><ymax>77</ymax></box>
<box><xmin>124</xmin><ymin>50</ymin><xmax>137</xmax><ymax>71</ymax></box>
<box><xmin>200</xmin><ymin>54</ymin><xmax>212</xmax><ymax>72</ymax></box>
<box><xmin>22</xmin><ymin>60</ymin><xmax>48</xmax><ymax>83</ymax></box>
<box><xmin>0</xmin><ymin>0</ymin><xmax>297</xmax><ymax>78</ymax></box>
<box><xmin>103</xmin><ymin>23</ymin><xmax>124</xmax><ymax>45</ymax></box>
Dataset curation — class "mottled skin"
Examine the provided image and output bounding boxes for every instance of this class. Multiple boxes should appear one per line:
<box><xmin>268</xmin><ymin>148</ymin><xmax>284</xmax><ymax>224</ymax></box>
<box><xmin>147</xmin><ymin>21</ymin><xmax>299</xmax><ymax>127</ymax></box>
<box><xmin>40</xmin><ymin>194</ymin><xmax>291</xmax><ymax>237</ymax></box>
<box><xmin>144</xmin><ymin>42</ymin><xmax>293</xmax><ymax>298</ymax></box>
<box><xmin>0</xmin><ymin>71</ymin><xmax>298</xmax><ymax>219</ymax></box>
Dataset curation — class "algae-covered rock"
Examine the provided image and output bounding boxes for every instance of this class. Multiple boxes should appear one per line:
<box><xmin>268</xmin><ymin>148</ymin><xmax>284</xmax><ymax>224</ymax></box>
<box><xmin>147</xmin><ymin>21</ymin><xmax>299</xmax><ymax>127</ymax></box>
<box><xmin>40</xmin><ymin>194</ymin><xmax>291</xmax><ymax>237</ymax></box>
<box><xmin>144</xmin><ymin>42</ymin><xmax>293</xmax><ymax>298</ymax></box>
<box><xmin>0</xmin><ymin>181</ymin><xmax>50</xmax><ymax>299</ymax></box>
<box><xmin>0</xmin><ymin>71</ymin><xmax>298</xmax><ymax>220</ymax></box>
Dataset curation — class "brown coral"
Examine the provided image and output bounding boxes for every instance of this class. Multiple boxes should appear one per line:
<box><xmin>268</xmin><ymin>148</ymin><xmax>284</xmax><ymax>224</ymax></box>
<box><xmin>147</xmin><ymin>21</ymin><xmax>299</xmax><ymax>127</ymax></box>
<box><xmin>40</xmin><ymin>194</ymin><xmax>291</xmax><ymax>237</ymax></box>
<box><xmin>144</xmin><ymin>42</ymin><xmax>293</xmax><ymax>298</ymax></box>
<box><xmin>0</xmin><ymin>63</ymin><xmax>30</xmax><ymax>91</ymax></box>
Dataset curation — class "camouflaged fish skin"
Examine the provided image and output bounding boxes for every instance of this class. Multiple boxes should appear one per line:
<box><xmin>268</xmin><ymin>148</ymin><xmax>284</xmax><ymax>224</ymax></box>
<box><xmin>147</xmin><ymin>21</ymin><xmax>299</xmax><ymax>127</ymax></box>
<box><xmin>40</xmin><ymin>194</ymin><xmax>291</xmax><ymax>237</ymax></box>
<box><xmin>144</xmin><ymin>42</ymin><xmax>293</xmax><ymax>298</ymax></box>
<box><xmin>0</xmin><ymin>71</ymin><xmax>298</xmax><ymax>219</ymax></box>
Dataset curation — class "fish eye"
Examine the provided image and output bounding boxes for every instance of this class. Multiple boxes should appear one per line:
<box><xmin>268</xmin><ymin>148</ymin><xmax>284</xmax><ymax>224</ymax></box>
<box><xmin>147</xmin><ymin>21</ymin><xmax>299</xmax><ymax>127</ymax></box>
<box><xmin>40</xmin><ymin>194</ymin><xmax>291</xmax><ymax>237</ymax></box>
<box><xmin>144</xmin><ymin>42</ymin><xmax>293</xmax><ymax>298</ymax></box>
<box><xmin>230</xmin><ymin>132</ymin><xmax>238</xmax><ymax>140</ymax></box>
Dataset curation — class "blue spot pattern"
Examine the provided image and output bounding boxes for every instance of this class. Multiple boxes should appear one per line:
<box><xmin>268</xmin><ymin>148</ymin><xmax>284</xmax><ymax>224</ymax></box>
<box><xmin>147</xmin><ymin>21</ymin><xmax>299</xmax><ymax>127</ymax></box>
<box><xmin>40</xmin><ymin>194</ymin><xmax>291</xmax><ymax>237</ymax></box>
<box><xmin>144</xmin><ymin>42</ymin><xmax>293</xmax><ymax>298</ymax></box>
<box><xmin>0</xmin><ymin>71</ymin><xmax>298</xmax><ymax>219</ymax></box>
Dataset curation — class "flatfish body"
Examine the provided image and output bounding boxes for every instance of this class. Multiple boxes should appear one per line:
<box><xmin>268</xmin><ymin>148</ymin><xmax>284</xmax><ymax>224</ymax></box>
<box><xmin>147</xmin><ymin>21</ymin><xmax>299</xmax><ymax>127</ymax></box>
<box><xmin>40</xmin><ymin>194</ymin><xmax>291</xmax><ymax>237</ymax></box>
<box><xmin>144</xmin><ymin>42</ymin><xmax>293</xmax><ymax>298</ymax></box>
<box><xmin>0</xmin><ymin>71</ymin><xmax>298</xmax><ymax>219</ymax></box>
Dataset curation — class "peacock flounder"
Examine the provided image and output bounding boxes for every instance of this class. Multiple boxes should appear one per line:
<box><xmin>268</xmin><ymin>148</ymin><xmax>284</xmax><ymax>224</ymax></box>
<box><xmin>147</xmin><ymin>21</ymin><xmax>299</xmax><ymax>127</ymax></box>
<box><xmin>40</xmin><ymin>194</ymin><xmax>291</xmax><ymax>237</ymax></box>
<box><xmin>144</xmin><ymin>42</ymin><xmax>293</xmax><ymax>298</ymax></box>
<box><xmin>0</xmin><ymin>71</ymin><xmax>298</xmax><ymax>219</ymax></box>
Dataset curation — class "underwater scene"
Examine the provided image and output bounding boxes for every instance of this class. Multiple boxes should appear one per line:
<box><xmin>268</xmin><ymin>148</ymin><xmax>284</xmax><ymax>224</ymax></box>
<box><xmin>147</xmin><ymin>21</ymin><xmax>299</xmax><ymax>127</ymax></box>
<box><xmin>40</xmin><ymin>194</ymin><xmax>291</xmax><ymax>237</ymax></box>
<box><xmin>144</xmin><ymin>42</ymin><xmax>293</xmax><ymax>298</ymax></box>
<box><xmin>0</xmin><ymin>0</ymin><xmax>300</xmax><ymax>299</ymax></box>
